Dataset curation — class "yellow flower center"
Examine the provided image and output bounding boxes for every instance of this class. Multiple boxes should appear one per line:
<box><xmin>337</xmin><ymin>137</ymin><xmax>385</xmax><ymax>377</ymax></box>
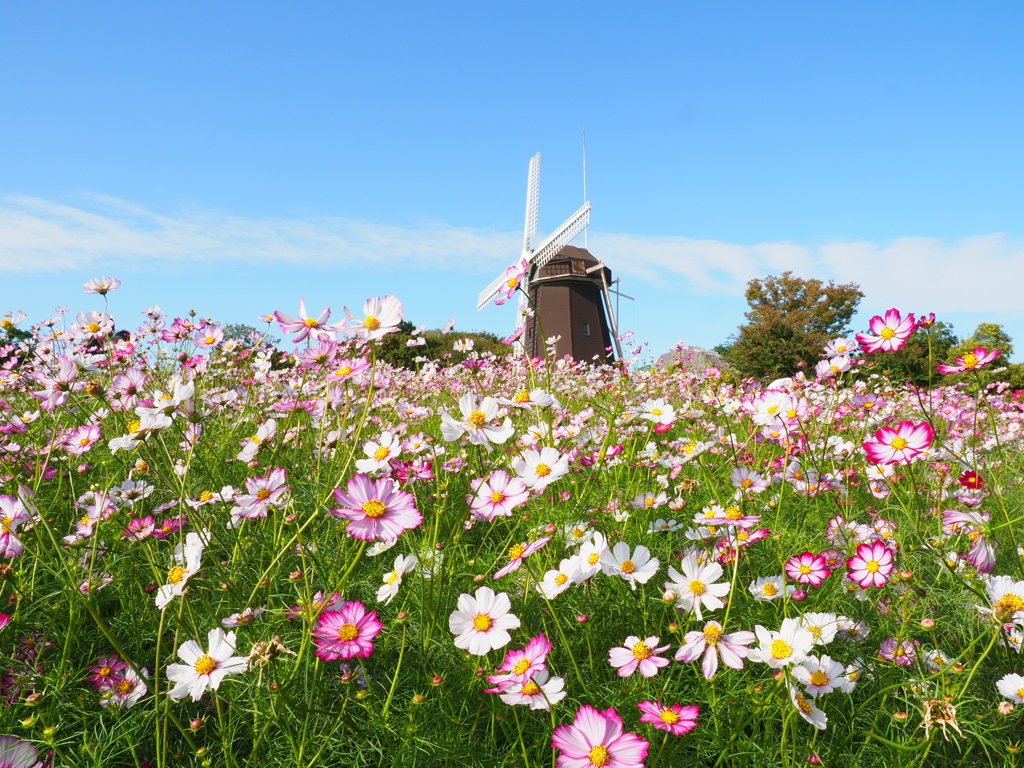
<box><xmin>303</xmin><ymin>317</ymin><xmax>319</xmax><ymax>328</ymax></box>
<box><xmin>766</xmin><ymin>405</ymin><xmax>779</xmax><ymax>414</ymax></box>
<box><xmin>521</xmin><ymin>681</ymin><xmax>540</xmax><ymax>695</ymax></box>
<box><xmin>167</xmin><ymin>566</ymin><xmax>188</xmax><ymax>585</ymax></box>
<box><xmin>890</xmin><ymin>437</ymin><xmax>908</xmax><ymax>451</ymax></box>
<box><xmin>769</xmin><ymin>639</ymin><xmax>792</xmax><ymax>660</ymax></box>
<box><xmin>199</xmin><ymin>491</ymin><xmax>214</xmax><ymax>501</ymax></box>
<box><xmin>205</xmin><ymin>336</ymin><xmax>216</xmax><ymax>345</ymax></box>
<box><xmin>98</xmin><ymin>666</ymin><xmax>112</xmax><ymax>677</ymax></box>
<box><xmin>994</xmin><ymin>594</ymin><xmax>1024</xmax><ymax>619</ymax></box>
<box><xmin>0</xmin><ymin>319</ymin><xmax>10</xmax><ymax>329</ymax></box>
<box><xmin>865</xmin><ymin>560</ymin><xmax>879</xmax><ymax>573</ymax></box>
<box><xmin>0</xmin><ymin>517</ymin><xmax>11</xmax><ymax>533</ymax></box>
<box><xmin>620</xmin><ymin>560</ymin><xmax>635</xmax><ymax>575</ymax></box>
<box><xmin>571</xmin><ymin>527</ymin><xmax>584</xmax><ymax>539</ymax></box>
<box><xmin>724</xmin><ymin>506</ymin><xmax>741</xmax><ymax>520</ymax></box>
<box><xmin>334</xmin><ymin>366</ymin><xmax>352</xmax><ymax>377</ymax></box>
<box><xmin>689</xmin><ymin>580</ymin><xmax>706</xmax><ymax>596</ymax></box>
<box><xmin>962</xmin><ymin>353</ymin><xmax>978</xmax><ymax>368</ymax></box>
<box><xmin>256</xmin><ymin>489</ymin><xmax>271</xmax><ymax>501</ymax></box>
<box><xmin>807</xmin><ymin>625</ymin><xmax>822</xmax><ymax>639</ymax></box>
<box><xmin>798</xmin><ymin>565</ymin><xmax>811</xmax><ymax>575</ymax></box>
<box><xmin>87</xmin><ymin>322</ymin><xmax>101</xmax><ymax>333</ymax></box>
<box><xmin>468</xmin><ymin>410</ymin><xmax>487</xmax><ymax>427</ymax></box>
<box><xmin>554</xmin><ymin>573</ymin><xmax>569</xmax><ymax>586</ymax></box>
<box><xmin>809</xmin><ymin>671</ymin><xmax>829</xmax><ymax>686</ymax></box>
<box><xmin>508</xmin><ymin>544</ymin><xmax>527</xmax><ymax>560</ymax></box>
<box><xmin>373</xmin><ymin>446</ymin><xmax>390</xmax><ymax>461</ymax></box>
<box><xmin>116</xmin><ymin>678</ymin><xmax>133</xmax><ymax>695</ymax></box>
<box><xmin>588</xmin><ymin>745</ymin><xmax>610</xmax><ymax>766</ymax></box>
<box><xmin>762</xmin><ymin>582</ymin><xmax>778</xmax><ymax>597</ymax></box>
<box><xmin>193</xmin><ymin>655</ymin><xmax>217</xmax><ymax>675</ymax></box>
<box><xmin>362</xmin><ymin>500</ymin><xmax>387</xmax><ymax>519</ymax></box>
<box><xmin>587</xmin><ymin>553</ymin><xmax>600</xmax><ymax>566</ymax></box>
<box><xmin>337</xmin><ymin>623</ymin><xmax>359</xmax><ymax>642</ymax></box>
<box><xmin>385</xmin><ymin>571</ymin><xmax>399</xmax><ymax>585</ymax></box>
<box><xmin>659</xmin><ymin>709</ymin><xmax>680</xmax><ymax>725</ymax></box>
<box><xmin>795</xmin><ymin>691</ymin><xmax>813</xmax><ymax>715</ymax></box>
<box><xmin>651</xmin><ymin>408</ymin><xmax>662</xmax><ymax>416</ymax></box>
<box><xmin>535</xmin><ymin>464</ymin><xmax>551</xmax><ymax>477</ymax></box>
<box><xmin>363</xmin><ymin>316</ymin><xmax>380</xmax><ymax>331</ymax></box>
<box><xmin>880</xmin><ymin>327</ymin><xmax>896</xmax><ymax>340</ymax></box>
<box><xmin>506</xmin><ymin>277</ymin><xmax>518</xmax><ymax>289</ymax></box>
<box><xmin>703</xmin><ymin>624</ymin><xmax>722</xmax><ymax>645</ymax></box>
<box><xmin>513</xmin><ymin>389</ymin><xmax>531</xmax><ymax>403</ymax></box>
<box><xmin>490</xmin><ymin>491</ymin><xmax>506</xmax><ymax>504</ymax></box>
<box><xmin>512</xmin><ymin>658</ymin><xmax>531</xmax><ymax>675</ymax></box>
<box><xmin>631</xmin><ymin>641</ymin><xmax>652</xmax><ymax>660</ymax></box>
<box><xmin>472</xmin><ymin>613</ymin><xmax>492</xmax><ymax>632</ymax></box>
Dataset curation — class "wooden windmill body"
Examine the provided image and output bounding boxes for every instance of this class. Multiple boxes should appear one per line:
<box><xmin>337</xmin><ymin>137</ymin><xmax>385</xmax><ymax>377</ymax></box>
<box><xmin>477</xmin><ymin>153</ymin><xmax>624</xmax><ymax>362</ymax></box>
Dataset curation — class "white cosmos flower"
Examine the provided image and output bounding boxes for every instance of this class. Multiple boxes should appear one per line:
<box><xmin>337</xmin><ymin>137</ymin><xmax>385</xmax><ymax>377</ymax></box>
<box><xmin>665</xmin><ymin>553</ymin><xmax>730</xmax><ymax>621</ymax></box>
<box><xmin>377</xmin><ymin>554</ymin><xmax>418</xmax><ymax>605</ymax></box>
<box><xmin>356</xmin><ymin>431</ymin><xmax>402</xmax><ymax>474</ymax></box>
<box><xmin>166</xmin><ymin>628</ymin><xmax>248</xmax><ymax>701</ymax></box>
<box><xmin>155</xmin><ymin>531</ymin><xmax>206</xmax><ymax>610</ymax></box>
<box><xmin>748</xmin><ymin>618</ymin><xmax>815</xmax><ymax>669</ymax></box>
<box><xmin>799</xmin><ymin>612</ymin><xmax>841</xmax><ymax>646</ymax></box>
<box><xmin>636</xmin><ymin>398</ymin><xmax>675</xmax><ymax>425</ymax></box>
<box><xmin>448</xmin><ymin>587</ymin><xmax>520</xmax><ymax>656</ymax></box>
<box><xmin>996</xmin><ymin>672</ymin><xmax>1024</xmax><ymax>703</ymax></box>
<box><xmin>577</xmin><ymin>533</ymin><xmax>608</xmax><ymax>581</ymax></box>
<box><xmin>537</xmin><ymin>558</ymin><xmax>582</xmax><ymax>600</ymax></box>
<box><xmin>512</xmin><ymin>447</ymin><xmax>569</xmax><ymax>491</ymax></box>
<box><xmin>440</xmin><ymin>393</ymin><xmax>514</xmax><ymax>447</ymax></box>
<box><xmin>748</xmin><ymin>575</ymin><xmax>795</xmax><ymax>602</ymax></box>
<box><xmin>599</xmin><ymin>542</ymin><xmax>660</xmax><ymax>591</ymax></box>
<box><xmin>788</xmin><ymin>683</ymin><xmax>828</xmax><ymax>730</ymax></box>
<box><xmin>791</xmin><ymin>654</ymin><xmax>846</xmax><ymax>698</ymax></box>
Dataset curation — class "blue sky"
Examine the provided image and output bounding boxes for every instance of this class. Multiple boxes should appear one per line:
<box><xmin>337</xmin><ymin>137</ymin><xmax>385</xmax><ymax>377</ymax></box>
<box><xmin>2</xmin><ymin>2</ymin><xmax>1024</xmax><ymax>362</ymax></box>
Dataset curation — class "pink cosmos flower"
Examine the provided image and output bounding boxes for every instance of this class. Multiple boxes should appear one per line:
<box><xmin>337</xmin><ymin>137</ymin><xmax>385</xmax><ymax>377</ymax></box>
<box><xmin>636</xmin><ymin>701</ymin><xmax>699</xmax><ymax>736</ymax></box>
<box><xmin>0</xmin><ymin>495</ymin><xmax>30</xmax><ymax>559</ymax></box>
<box><xmin>494</xmin><ymin>668</ymin><xmax>566</xmax><ymax>709</ymax></box>
<box><xmin>63</xmin><ymin>425</ymin><xmax>102</xmax><ymax>456</ymax></box>
<box><xmin>83</xmin><ymin>276</ymin><xmax>121</xmax><ymax>295</ymax></box>
<box><xmin>862</xmin><ymin>420</ymin><xmax>934</xmax><ymax>465</ymax></box>
<box><xmin>470</xmin><ymin>471</ymin><xmax>529</xmax><ymax>521</ymax></box>
<box><xmin>85</xmin><ymin>655</ymin><xmax>128</xmax><ymax>691</ymax></box>
<box><xmin>847</xmin><ymin>541</ymin><xmax>894</xmax><ymax>588</ymax></box>
<box><xmin>551</xmin><ymin>705</ymin><xmax>649</xmax><ymax>768</ymax></box>
<box><xmin>876</xmin><ymin>636</ymin><xmax>919</xmax><ymax>667</ymax></box>
<box><xmin>936</xmin><ymin>347</ymin><xmax>1001</xmax><ymax>374</ymax></box>
<box><xmin>330</xmin><ymin>474</ymin><xmax>422</xmax><ymax>541</ymax></box>
<box><xmin>0</xmin><ymin>736</ymin><xmax>43</xmax><ymax>768</ymax></box>
<box><xmin>274</xmin><ymin>299</ymin><xmax>345</xmax><ymax>343</ymax></box>
<box><xmin>495</xmin><ymin>257</ymin><xmax>528</xmax><ymax>306</ymax></box>
<box><xmin>675</xmin><ymin>621</ymin><xmax>756</xmax><ymax>680</ymax></box>
<box><xmin>856</xmin><ymin>309</ymin><xmax>918</xmax><ymax>353</ymax></box>
<box><xmin>486</xmin><ymin>634</ymin><xmax>552</xmax><ymax>690</ymax></box>
<box><xmin>608</xmin><ymin>635</ymin><xmax>670</xmax><ymax>678</ymax></box>
<box><xmin>231</xmin><ymin>468</ymin><xmax>290</xmax><ymax>524</ymax></box>
<box><xmin>784</xmin><ymin>552</ymin><xmax>830</xmax><ymax>587</ymax></box>
<box><xmin>493</xmin><ymin>537</ymin><xmax>551</xmax><ymax>579</ymax></box>
<box><xmin>312</xmin><ymin>600</ymin><xmax>382</xmax><ymax>661</ymax></box>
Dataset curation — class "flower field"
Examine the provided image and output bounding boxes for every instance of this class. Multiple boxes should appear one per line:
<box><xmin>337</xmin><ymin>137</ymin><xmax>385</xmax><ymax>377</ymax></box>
<box><xmin>0</xmin><ymin>286</ymin><xmax>1023</xmax><ymax>768</ymax></box>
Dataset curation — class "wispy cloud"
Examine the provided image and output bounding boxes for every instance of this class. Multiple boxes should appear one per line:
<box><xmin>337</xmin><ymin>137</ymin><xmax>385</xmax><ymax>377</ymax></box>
<box><xmin>2</xmin><ymin>193</ymin><xmax>1023</xmax><ymax>317</ymax></box>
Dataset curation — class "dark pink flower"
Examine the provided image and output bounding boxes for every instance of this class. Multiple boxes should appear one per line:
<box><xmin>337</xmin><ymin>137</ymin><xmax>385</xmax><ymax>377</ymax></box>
<box><xmin>784</xmin><ymin>552</ymin><xmax>830</xmax><ymax>587</ymax></box>
<box><xmin>847</xmin><ymin>541</ymin><xmax>894</xmax><ymax>588</ymax></box>
<box><xmin>862</xmin><ymin>420</ymin><xmax>933</xmax><ymax>465</ymax></box>
<box><xmin>636</xmin><ymin>700</ymin><xmax>699</xmax><ymax>736</ymax></box>
<box><xmin>312</xmin><ymin>600</ymin><xmax>382</xmax><ymax>661</ymax></box>
<box><xmin>856</xmin><ymin>309</ymin><xmax>918</xmax><ymax>353</ymax></box>
<box><xmin>937</xmin><ymin>347</ymin><xmax>1001</xmax><ymax>374</ymax></box>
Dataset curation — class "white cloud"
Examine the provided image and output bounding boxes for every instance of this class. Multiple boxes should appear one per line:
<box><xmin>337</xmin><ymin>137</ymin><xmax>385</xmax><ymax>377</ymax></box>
<box><xmin>2</xmin><ymin>193</ymin><xmax>1023</xmax><ymax>317</ymax></box>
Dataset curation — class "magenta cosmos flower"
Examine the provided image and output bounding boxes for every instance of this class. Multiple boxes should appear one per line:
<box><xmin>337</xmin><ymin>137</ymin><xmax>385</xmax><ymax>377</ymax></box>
<box><xmin>487</xmin><ymin>634</ymin><xmax>552</xmax><ymax>690</ymax></box>
<box><xmin>608</xmin><ymin>636</ymin><xmax>670</xmax><ymax>678</ymax></box>
<box><xmin>312</xmin><ymin>600</ymin><xmax>382</xmax><ymax>661</ymax></box>
<box><xmin>331</xmin><ymin>474</ymin><xmax>422</xmax><ymax>542</ymax></box>
<box><xmin>552</xmin><ymin>705</ymin><xmax>648</xmax><ymax>768</ymax></box>
<box><xmin>862</xmin><ymin>420</ymin><xmax>933</xmax><ymax>465</ymax></box>
<box><xmin>847</xmin><ymin>541</ymin><xmax>894</xmax><ymax>588</ymax></box>
<box><xmin>856</xmin><ymin>309</ymin><xmax>918</xmax><ymax>353</ymax></box>
<box><xmin>636</xmin><ymin>701</ymin><xmax>699</xmax><ymax>736</ymax></box>
<box><xmin>784</xmin><ymin>552</ymin><xmax>830</xmax><ymax>587</ymax></box>
<box><xmin>936</xmin><ymin>347</ymin><xmax>1001</xmax><ymax>374</ymax></box>
<box><xmin>493</xmin><ymin>536</ymin><xmax>551</xmax><ymax>579</ymax></box>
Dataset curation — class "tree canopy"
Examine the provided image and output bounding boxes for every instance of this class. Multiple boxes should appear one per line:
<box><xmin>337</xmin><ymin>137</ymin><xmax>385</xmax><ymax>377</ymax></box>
<box><xmin>720</xmin><ymin>272</ymin><xmax>864</xmax><ymax>380</ymax></box>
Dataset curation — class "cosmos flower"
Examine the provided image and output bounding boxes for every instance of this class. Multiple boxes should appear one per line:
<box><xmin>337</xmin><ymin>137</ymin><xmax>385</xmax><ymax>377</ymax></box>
<box><xmin>996</xmin><ymin>673</ymin><xmax>1024</xmax><ymax>704</ymax></box>
<box><xmin>470</xmin><ymin>471</ymin><xmax>530</xmax><ymax>521</ymax></box>
<box><xmin>636</xmin><ymin>701</ymin><xmax>699</xmax><ymax>736</ymax></box>
<box><xmin>494</xmin><ymin>537</ymin><xmax>550</xmax><ymax>580</ymax></box>
<box><xmin>608</xmin><ymin>636</ymin><xmax>670</xmax><ymax>678</ymax></box>
<box><xmin>846</xmin><ymin>541</ymin><xmax>894</xmax><ymax>589</ymax></box>
<box><xmin>600</xmin><ymin>542</ymin><xmax>660</xmax><ymax>591</ymax></box>
<box><xmin>312</xmin><ymin>600</ymin><xmax>383</xmax><ymax>661</ymax></box>
<box><xmin>377</xmin><ymin>554</ymin><xmax>418</xmax><ymax>605</ymax></box>
<box><xmin>862</xmin><ymin>421</ymin><xmax>934</xmax><ymax>465</ymax></box>
<box><xmin>449</xmin><ymin>587</ymin><xmax>520</xmax><ymax>656</ymax></box>
<box><xmin>664</xmin><ymin>553</ymin><xmax>729</xmax><ymax>620</ymax></box>
<box><xmin>791</xmin><ymin>654</ymin><xmax>846</xmax><ymax>697</ymax></box>
<box><xmin>937</xmin><ymin>347</ymin><xmax>1001</xmax><ymax>375</ymax></box>
<box><xmin>0</xmin><ymin>736</ymin><xmax>44</xmax><ymax>768</ymax></box>
<box><xmin>675</xmin><ymin>621</ymin><xmax>755</xmax><ymax>680</ymax></box>
<box><xmin>748</xmin><ymin>618</ymin><xmax>815</xmax><ymax>669</ymax></box>
<box><xmin>487</xmin><ymin>634</ymin><xmax>553</xmax><ymax>690</ymax></box>
<box><xmin>788</xmin><ymin>683</ymin><xmax>828</xmax><ymax>730</ymax></box>
<box><xmin>344</xmin><ymin>295</ymin><xmax>403</xmax><ymax>343</ymax></box>
<box><xmin>440</xmin><ymin>393</ymin><xmax>515</xmax><ymax>446</ymax></box>
<box><xmin>495</xmin><ymin>668</ymin><xmax>566</xmax><ymax>709</ymax></box>
<box><xmin>330</xmin><ymin>474</ymin><xmax>423</xmax><ymax>542</ymax></box>
<box><xmin>784</xmin><ymin>552</ymin><xmax>830</xmax><ymax>587</ymax></box>
<box><xmin>166</xmin><ymin>628</ymin><xmax>248</xmax><ymax>701</ymax></box>
<box><xmin>512</xmin><ymin>447</ymin><xmax>569</xmax><ymax>491</ymax></box>
<box><xmin>494</xmin><ymin>257</ymin><xmax>528</xmax><ymax>305</ymax></box>
<box><xmin>155</xmin><ymin>531</ymin><xmax>206</xmax><ymax>610</ymax></box>
<box><xmin>551</xmin><ymin>705</ymin><xmax>648</xmax><ymax>768</ymax></box>
<box><xmin>856</xmin><ymin>309</ymin><xmax>918</xmax><ymax>353</ymax></box>
<box><xmin>101</xmin><ymin>666</ymin><xmax>148</xmax><ymax>710</ymax></box>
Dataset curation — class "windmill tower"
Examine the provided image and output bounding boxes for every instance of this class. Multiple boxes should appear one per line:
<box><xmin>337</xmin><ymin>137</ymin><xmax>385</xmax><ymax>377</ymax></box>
<box><xmin>477</xmin><ymin>153</ymin><xmax>624</xmax><ymax>362</ymax></box>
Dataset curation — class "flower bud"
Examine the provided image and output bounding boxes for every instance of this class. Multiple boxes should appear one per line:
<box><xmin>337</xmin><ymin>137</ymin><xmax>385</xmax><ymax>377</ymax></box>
<box><xmin>806</xmin><ymin>754</ymin><xmax>821</xmax><ymax>766</ymax></box>
<box><xmin>668</xmin><ymin>622</ymin><xmax>680</xmax><ymax>632</ymax></box>
<box><xmin>355</xmin><ymin>689</ymin><xmax>368</xmax><ymax>699</ymax></box>
<box><xmin>24</xmin><ymin>693</ymin><xmax>42</xmax><ymax>706</ymax></box>
<box><xmin>412</xmin><ymin>694</ymin><xmax>425</xmax><ymax>704</ymax></box>
<box><xmin>284</xmin><ymin>513</ymin><xmax>298</xmax><ymax>524</ymax></box>
<box><xmin>662</xmin><ymin>590</ymin><xmax>677</xmax><ymax>603</ymax></box>
<box><xmin>288</xmin><ymin>571</ymin><xmax>302</xmax><ymax>581</ymax></box>
<box><xmin>431</xmin><ymin>675</ymin><xmax>443</xmax><ymax>686</ymax></box>
<box><xmin>998</xmin><ymin>701</ymin><xmax>1014</xmax><ymax>716</ymax></box>
<box><xmin>920</xmin><ymin>618</ymin><xmax>935</xmax><ymax>630</ymax></box>
<box><xmin>190</xmin><ymin>718</ymin><xmax>203</xmax><ymax>730</ymax></box>
<box><xmin>544</xmin><ymin>523</ymin><xmax>557</xmax><ymax>534</ymax></box>
<box><xmin>473</xmin><ymin>574</ymin><xmax>486</xmax><ymax>583</ymax></box>
<box><xmin>893</xmin><ymin>711</ymin><xmax>908</xmax><ymax>721</ymax></box>
<box><xmin>396</xmin><ymin>611</ymin><xmax>408</xmax><ymax>621</ymax></box>
<box><xmin>576</xmin><ymin>614</ymin><xmax>588</xmax><ymax>624</ymax></box>
<box><xmin>791</xmin><ymin>589</ymin><xmax>807</xmax><ymax>602</ymax></box>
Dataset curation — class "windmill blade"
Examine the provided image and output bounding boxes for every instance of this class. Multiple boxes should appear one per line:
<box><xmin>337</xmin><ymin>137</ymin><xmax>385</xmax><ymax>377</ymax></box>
<box><xmin>527</xmin><ymin>202</ymin><xmax>590</xmax><ymax>272</ymax></box>
<box><xmin>523</xmin><ymin>153</ymin><xmax>540</xmax><ymax>252</ymax></box>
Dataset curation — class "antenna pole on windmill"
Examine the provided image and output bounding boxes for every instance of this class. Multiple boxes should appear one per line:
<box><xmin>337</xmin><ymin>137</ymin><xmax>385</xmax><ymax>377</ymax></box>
<box><xmin>582</xmin><ymin>128</ymin><xmax>588</xmax><ymax>249</ymax></box>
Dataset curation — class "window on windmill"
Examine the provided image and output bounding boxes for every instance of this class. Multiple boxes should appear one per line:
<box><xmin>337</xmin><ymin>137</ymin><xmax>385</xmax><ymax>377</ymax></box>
<box><xmin>582</xmin><ymin>322</ymin><xmax>591</xmax><ymax>336</ymax></box>
<box><xmin>571</xmin><ymin>260</ymin><xmax>587</xmax><ymax>274</ymax></box>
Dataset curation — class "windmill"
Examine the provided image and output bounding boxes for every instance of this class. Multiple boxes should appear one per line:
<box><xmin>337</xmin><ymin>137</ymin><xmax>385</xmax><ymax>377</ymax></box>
<box><xmin>477</xmin><ymin>152</ymin><xmax>626</xmax><ymax>361</ymax></box>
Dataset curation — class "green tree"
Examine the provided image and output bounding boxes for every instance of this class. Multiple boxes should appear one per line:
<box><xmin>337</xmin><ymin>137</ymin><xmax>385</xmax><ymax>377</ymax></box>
<box><xmin>721</xmin><ymin>272</ymin><xmax>863</xmax><ymax>380</ymax></box>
